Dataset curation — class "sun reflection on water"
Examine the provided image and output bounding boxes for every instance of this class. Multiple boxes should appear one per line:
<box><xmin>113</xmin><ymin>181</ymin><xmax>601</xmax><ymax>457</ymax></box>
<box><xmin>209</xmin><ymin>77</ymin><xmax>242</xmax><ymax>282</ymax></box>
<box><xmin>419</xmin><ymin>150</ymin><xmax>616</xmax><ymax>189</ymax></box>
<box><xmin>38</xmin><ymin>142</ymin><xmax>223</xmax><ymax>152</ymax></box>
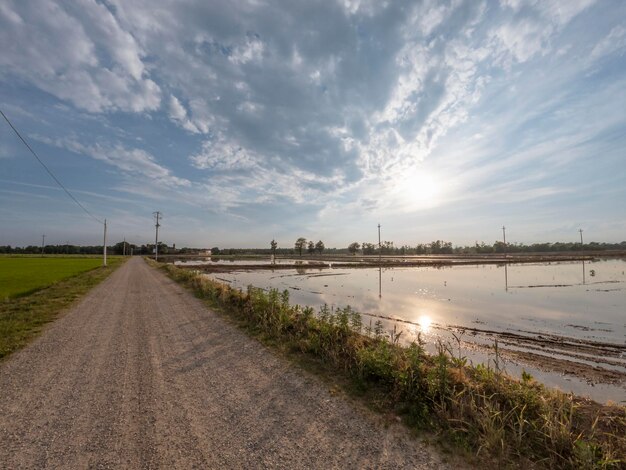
<box><xmin>417</xmin><ymin>314</ymin><xmax>432</xmax><ymax>333</ymax></box>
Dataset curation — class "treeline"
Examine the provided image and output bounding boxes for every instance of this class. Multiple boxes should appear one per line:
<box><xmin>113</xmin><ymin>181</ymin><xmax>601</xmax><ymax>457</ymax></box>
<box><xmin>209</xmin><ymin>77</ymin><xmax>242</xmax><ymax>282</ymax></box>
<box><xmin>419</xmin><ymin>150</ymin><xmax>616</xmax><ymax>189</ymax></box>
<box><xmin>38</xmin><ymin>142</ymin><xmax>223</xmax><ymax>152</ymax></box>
<box><xmin>0</xmin><ymin>241</ymin><xmax>171</xmax><ymax>255</ymax></box>
<box><xmin>3</xmin><ymin>240</ymin><xmax>625</xmax><ymax>256</ymax></box>
<box><xmin>214</xmin><ymin>239</ymin><xmax>626</xmax><ymax>256</ymax></box>
<box><xmin>469</xmin><ymin>240</ymin><xmax>626</xmax><ymax>254</ymax></box>
<box><xmin>407</xmin><ymin>240</ymin><xmax>626</xmax><ymax>255</ymax></box>
<box><xmin>350</xmin><ymin>240</ymin><xmax>626</xmax><ymax>255</ymax></box>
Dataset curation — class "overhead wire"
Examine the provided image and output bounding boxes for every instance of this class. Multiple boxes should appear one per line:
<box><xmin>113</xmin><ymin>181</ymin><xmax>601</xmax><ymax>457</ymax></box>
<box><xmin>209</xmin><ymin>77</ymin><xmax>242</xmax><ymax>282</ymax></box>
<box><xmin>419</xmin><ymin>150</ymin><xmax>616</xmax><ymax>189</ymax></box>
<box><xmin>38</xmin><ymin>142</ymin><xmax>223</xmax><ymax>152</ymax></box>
<box><xmin>0</xmin><ymin>108</ymin><xmax>104</xmax><ymax>225</ymax></box>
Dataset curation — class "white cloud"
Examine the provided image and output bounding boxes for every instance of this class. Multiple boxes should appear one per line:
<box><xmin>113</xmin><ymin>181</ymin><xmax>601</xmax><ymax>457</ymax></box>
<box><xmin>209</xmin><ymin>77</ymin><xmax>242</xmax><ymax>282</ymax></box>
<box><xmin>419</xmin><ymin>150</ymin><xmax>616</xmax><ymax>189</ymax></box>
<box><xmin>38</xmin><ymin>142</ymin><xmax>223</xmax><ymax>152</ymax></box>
<box><xmin>590</xmin><ymin>25</ymin><xmax>626</xmax><ymax>61</ymax></box>
<box><xmin>0</xmin><ymin>0</ymin><xmax>160</xmax><ymax>112</ymax></box>
<box><xmin>491</xmin><ymin>18</ymin><xmax>553</xmax><ymax>64</ymax></box>
<box><xmin>229</xmin><ymin>36</ymin><xmax>265</xmax><ymax>65</ymax></box>
<box><xmin>411</xmin><ymin>0</ymin><xmax>461</xmax><ymax>37</ymax></box>
<box><xmin>500</xmin><ymin>0</ymin><xmax>596</xmax><ymax>24</ymax></box>
<box><xmin>190</xmin><ymin>133</ymin><xmax>354</xmax><ymax>208</ymax></box>
<box><xmin>34</xmin><ymin>135</ymin><xmax>190</xmax><ymax>188</ymax></box>
<box><xmin>190</xmin><ymin>133</ymin><xmax>258</xmax><ymax>171</ymax></box>
<box><xmin>538</xmin><ymin>0</ymin><xmax>596</xmax><ymax>26</ymax></box>
<box><xmin>492</xmin><ymin>0</ymin><xmax>596</xmax><ymax>65</ymax></box>
<box><xmin>168</xmin><ymin>95</ymin><xmax>200</xmax><ymax>133</ymax></box>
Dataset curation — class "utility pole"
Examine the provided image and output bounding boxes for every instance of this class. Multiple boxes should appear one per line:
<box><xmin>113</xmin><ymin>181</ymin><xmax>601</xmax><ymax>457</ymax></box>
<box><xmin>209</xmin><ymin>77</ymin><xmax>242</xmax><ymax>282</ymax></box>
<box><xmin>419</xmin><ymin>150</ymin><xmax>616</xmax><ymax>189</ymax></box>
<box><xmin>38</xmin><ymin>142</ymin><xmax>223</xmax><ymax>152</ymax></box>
<box><xmin>378</xmin><ymin>223</ymin><xmax>381</xmax><ymax>263</ymax></box>
<box><xmin>154</xmin><ymin>211</ymin><xmax>161</xmax><ymax>261</ymax></box>
<box><xmin>103</xmin><ymin>219</ymin><xmax>107</xmax><ymax>267</ymax></box>
<box><xmin>579</xmin><ymin>229</ymin><xmax>584</xmax><ymax>257</ymax></box>
<box><xmin>123</xmin><ymin>237</ymin><xmax>126</xmax><ymax>256</ymax></box>
<box><xmin>502</xmin><ymin>225</ymin><xmax>507</xmax><ymax>258</ymax></box>
<box><xmin>41</xmin><ymin>234</ymin><xmax>45</xmax><ymax>257</ymax></box>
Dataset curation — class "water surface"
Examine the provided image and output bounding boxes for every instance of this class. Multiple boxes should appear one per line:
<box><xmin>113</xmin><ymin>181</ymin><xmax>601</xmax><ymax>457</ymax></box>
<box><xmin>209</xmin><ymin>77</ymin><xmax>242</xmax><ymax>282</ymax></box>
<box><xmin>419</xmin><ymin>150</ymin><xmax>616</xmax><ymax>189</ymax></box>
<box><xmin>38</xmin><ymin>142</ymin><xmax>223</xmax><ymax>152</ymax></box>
<box><xmin>204</xmin><ymin>259</ymin><xmax>626</xmax><ymax>402</ymax></box>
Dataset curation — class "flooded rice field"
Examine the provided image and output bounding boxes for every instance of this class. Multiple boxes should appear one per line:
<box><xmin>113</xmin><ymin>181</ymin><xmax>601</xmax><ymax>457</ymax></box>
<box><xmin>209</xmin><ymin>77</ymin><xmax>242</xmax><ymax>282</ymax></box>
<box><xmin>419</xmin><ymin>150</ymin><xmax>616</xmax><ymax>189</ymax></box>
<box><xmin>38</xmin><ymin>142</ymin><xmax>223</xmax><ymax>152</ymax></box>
<box><xmin>189</xmin><ymin>258</ymin><xmax>626</xmax><ymax>403</ymax></box>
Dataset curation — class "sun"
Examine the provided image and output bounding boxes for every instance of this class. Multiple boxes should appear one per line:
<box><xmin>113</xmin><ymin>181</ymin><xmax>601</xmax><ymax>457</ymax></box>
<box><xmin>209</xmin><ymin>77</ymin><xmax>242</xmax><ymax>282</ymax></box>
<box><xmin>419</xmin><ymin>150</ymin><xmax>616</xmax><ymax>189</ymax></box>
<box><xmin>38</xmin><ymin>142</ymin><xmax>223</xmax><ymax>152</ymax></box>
<box><xmin>394</xmin><ymin>169</ymin><xmax>442</xmax><ymax>210</ymax></box>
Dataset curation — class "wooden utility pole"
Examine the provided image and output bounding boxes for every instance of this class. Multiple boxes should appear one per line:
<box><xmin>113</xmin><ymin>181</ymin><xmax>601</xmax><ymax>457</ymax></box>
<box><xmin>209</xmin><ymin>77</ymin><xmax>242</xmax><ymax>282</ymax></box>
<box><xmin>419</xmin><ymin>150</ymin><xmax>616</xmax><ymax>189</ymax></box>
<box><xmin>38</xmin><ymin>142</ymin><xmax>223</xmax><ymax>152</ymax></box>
<box><xmin>103</xmin><ymin>219</ymin><xmax>107</xmax><ymax>267</ymax></box>
<box><xmin>154</xmin><ymin>212</ymin><xmax>161</xmax><ymax>261</ymax></box>
<box><xmin>502</xmin><ymin>226</ymin><xmax>507</xmax><ymax>258</ymax></box>
<box><xmin>378</xmin><ymin>223</ymin><xmax>381</xmax><ymax>263</ymax></box>
<box><xmin>579</xmin><ymin>229</ymin><xmax>584</xmax><ymax>257</ymax></box>
<box><xmin>41</xmin><ymin>234</ymin><xmax>45</xmax><ymax>257</ymax></box>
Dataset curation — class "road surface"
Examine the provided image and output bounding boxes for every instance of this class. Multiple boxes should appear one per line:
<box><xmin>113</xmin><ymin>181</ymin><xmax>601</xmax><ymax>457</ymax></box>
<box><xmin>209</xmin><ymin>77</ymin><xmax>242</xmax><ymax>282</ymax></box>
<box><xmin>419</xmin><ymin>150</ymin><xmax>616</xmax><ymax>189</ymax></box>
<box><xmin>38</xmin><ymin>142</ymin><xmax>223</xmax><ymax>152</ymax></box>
<box><xmin>0</xmin><ymin>257</ymin><xmax>452</xmax><ymax>469</ymax></box>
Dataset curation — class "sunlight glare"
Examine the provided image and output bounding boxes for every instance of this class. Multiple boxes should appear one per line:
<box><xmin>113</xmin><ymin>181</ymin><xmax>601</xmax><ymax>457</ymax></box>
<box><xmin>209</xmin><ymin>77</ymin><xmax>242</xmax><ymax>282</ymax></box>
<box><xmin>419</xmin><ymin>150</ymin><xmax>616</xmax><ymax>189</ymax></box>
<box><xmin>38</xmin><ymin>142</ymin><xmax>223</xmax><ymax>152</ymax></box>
<box><xmin>417</xmin><ymin>314</ymin><xmax>432</xmax><ymax>333</ymax></box>
<box><xmin>394</xmin><ymin>169</ymin><xmax>442</xmax><ymax>211</ymax></box>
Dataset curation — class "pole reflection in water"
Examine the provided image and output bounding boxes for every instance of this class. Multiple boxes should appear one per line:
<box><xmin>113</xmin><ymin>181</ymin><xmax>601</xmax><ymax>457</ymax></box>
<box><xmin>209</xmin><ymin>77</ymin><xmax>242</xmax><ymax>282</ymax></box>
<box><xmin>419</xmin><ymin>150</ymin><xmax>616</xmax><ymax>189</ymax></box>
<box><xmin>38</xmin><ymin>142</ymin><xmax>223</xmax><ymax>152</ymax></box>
<box><xmin>582</xmin><ymin>259</ymin><xmax>586</xmax><ymax>285</ymax></box>
<box><xmin>504</xmin><ymin>263</ymin><xmax>508</xmax><ymax>291</ymax></box>
<box><xmin>378</xmin><ymin>266</ymin><xmax>382</xmax><ymax>298</ymax></box>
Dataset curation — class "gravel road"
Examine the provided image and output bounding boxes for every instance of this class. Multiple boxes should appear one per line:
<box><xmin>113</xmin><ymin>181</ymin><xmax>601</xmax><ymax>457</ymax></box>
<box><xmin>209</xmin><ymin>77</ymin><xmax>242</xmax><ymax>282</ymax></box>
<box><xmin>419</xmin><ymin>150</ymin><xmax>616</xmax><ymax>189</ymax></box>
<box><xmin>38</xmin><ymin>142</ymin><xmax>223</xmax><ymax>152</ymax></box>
<box><xmin>0</xmin><ymin>257</ymin><xmax>453</xmax><ymax>469</ymax></box>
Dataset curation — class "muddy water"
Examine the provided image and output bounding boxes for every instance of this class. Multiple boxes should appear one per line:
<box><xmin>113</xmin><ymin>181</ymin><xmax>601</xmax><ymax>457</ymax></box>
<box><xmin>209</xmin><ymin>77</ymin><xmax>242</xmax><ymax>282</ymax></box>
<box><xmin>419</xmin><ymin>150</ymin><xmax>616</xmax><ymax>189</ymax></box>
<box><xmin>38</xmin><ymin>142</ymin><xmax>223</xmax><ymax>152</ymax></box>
<box><xmin>204</xmin><ymin>259</ymin><xmax>626</xmax><ymax>403</ymax></box>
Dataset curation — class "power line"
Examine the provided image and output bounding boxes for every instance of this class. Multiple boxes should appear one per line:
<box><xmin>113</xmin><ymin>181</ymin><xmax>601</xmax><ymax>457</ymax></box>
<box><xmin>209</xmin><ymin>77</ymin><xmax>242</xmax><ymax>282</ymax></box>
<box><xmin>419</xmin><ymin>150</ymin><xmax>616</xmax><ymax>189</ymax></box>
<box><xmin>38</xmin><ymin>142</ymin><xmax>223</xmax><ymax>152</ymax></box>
<box><xmin>0</xmin><ymin>108</ymin><xmax>103</xmax><ymax>225</ymax></box>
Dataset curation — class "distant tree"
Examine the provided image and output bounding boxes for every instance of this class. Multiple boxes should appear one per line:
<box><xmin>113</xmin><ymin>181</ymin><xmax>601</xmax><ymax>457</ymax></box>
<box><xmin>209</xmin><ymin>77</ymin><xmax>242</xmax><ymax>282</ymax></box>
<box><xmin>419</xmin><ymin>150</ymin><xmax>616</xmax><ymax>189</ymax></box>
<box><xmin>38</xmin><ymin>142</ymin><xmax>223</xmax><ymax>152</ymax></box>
<box><xmin>157</xmin><ymin>242</ymin><xmax>169</xmax><ymax>255</ymax></box>
<box><xmin>315</xmin><ymin>240</ymin><xmax>325</xmax><ymax>254</ymax></box>
<box><xmin>414</xmin><ymin>243</ymin><xmax>428</xmax><ymax>254</ymax></box>
<box><xmin>295</xmin><ymin>237</ymin><xmax>307</xmax><ymax>256</ymax></box>
<box><xmin>430</xmin><ymin>240</ymin><xmax>452</xmax><ymax>254</ymax></box>
<box><xmin>493</xmin><ymin>241</ymin><xmax>506</xmax><ymax>253</ymax></box>
<box><xmin>307</xmin><ymin>240</ymin><xmax>315</xmax><ymax>255</ymax></box>
<box><xmin>348</xmin><ymin>242</ymin><xmax>360</xmax><ymax>255</ymax></box>
<box><xmin>210</xmin><ymin>246</ymin><xmax>220</xmax><ymax>255</ymax></box>
<box><xmin>113</xmin><ymin>241</ymin><xmax>122</xmax><ymax>255</ymax></box>
<box><xmin>475</xmin><ymin>242</ymin><xmax>493</xmax><ymax>254</ymax></box>
<box><xmin>381</xmin><ymin>240</ymin><xmax>394</xmax><ymax>254</ymax></box>
<box><xmin>270</xmin><ymin>239</ymin><xmax>278</xmax><ymax>255</ymax></box>
<box><xmin>362</xmin><ymin>242</ymin><xmax>376</xmax><ymax>255</ymax></box>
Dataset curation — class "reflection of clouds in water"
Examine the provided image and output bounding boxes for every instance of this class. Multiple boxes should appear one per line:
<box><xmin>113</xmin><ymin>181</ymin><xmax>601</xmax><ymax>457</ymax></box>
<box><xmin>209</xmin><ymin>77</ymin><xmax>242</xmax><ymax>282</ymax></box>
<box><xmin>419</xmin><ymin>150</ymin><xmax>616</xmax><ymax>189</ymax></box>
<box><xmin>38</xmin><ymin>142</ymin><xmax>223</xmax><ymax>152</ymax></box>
<box><xmin>207</xmin><ymin>261</ymin><xmax>625</xmax><ymax>343</ymax></box>
<box><xmin>201</xmin><ymin>263</ymin><xmax>626</xmax><ymax>403</ymax></box>
<box><xmin>358</xmin><ymin>299</ymin><xmax>382</xmax><ymax>311</ymax></box>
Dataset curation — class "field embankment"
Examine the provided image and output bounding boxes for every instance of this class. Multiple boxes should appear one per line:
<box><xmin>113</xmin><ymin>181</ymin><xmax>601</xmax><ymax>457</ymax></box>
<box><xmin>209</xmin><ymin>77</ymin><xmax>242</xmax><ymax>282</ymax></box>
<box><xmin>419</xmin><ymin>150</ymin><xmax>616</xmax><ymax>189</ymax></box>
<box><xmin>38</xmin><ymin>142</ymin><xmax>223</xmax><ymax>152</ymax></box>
<box><xmin>0</xmin><ymin>256</ymin><xmax>125</xmax><ymax>359</ymax></box>
<box><xmin>165</xmin><ymin>250</ymin><xmax>626</xmax><ymax>271</ymax></box>
<box><xmin>156</xmin><ymin>260</ymin><xmax>626</xmax><ymax>469</ymax></box>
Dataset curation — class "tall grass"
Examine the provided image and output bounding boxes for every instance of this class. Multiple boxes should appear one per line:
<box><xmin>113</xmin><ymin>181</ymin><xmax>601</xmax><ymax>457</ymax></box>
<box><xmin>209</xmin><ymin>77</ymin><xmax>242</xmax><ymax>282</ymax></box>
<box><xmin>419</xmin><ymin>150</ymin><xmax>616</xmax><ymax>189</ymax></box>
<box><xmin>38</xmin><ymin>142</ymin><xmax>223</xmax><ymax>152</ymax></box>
<box><xmin>159</xmin><ymin>262</ymin><xmax>626</xmax><ymax>469</ymax></box>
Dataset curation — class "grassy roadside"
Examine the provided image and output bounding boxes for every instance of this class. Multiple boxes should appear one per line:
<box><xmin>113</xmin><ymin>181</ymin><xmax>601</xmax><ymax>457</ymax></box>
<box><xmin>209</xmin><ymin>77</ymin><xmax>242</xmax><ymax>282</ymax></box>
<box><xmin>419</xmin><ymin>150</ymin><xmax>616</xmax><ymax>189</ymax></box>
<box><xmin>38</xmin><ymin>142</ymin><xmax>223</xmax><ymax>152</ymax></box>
<box><xmin>0</xmin><ymin>257</ymin><xmax>126</xmax><ymax>359</ymax></box>
<box><xmin>154</xmin><ymin>260</ymin><xmax>626</xmax><ymax>469</ymax></box>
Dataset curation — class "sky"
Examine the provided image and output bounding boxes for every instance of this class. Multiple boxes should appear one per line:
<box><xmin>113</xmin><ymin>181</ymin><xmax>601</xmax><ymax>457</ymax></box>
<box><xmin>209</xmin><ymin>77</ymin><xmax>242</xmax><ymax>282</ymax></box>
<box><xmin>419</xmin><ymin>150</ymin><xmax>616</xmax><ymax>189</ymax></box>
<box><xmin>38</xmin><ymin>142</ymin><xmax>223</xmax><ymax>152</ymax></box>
<box><xmin>1</xmin><ymin>0</ymin><xmax>625</xmax><ymax>249</ymax></box>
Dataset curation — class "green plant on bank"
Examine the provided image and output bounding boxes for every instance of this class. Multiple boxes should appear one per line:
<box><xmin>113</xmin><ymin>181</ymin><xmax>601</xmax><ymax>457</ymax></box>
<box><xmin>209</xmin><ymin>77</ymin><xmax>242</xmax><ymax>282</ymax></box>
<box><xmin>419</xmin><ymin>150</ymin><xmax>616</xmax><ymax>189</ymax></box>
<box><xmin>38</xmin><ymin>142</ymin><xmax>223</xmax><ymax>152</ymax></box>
<box><xmin>0</xmin><ymin>257</ymin><xmax>125</xmax><ymax>359</ymax></box>
<box><xmin>156</xmin><ymin>261</ymin><xmax>626</xmax><ymax>469</ymax></box>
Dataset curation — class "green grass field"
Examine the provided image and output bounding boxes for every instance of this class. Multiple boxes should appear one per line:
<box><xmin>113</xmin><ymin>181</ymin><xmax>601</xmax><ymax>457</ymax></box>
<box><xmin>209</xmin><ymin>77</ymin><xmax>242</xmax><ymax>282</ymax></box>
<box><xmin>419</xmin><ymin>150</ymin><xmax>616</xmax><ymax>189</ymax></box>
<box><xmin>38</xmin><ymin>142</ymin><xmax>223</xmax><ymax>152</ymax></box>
<box><xmin>0</xmin><ymin>257</ymin><xmax>106</xmax><ymax>299</ymax></box>
<box><xmin>0</xmin><ymin>256</ymin><xmax>125</xmax><ymax>359</ymax></box>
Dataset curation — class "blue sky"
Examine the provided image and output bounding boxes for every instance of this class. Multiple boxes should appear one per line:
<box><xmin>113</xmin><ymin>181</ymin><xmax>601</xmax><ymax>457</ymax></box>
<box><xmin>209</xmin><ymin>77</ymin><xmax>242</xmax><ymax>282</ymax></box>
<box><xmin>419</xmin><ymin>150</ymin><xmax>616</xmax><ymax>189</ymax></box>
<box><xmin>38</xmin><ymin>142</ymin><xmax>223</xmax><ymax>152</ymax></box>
<box><xmin>1</xmin><ymin>0</ymin><xmax>625</xmax><ymax>249</ymax></box>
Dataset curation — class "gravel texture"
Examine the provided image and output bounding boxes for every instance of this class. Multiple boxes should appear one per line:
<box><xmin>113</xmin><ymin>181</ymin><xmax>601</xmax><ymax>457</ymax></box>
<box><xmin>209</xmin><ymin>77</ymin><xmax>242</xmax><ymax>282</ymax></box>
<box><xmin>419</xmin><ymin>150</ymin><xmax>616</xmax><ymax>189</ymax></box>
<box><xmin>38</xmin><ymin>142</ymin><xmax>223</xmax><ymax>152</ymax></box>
<box><xmin>0</xmin><ymin>257</ymin><xmax>455</xmax><ymax>469</ymax></box>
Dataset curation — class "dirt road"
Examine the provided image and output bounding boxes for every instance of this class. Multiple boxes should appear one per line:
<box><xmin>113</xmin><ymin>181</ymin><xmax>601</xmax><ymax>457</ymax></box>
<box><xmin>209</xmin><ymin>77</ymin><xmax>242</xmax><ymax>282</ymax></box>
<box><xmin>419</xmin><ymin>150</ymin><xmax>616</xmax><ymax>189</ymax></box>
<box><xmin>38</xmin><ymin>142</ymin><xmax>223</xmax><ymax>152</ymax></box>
<box><xmin>0</xmin><ymin>257</ymin><xmax>450</xmax><ymax>469</ymax></box>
